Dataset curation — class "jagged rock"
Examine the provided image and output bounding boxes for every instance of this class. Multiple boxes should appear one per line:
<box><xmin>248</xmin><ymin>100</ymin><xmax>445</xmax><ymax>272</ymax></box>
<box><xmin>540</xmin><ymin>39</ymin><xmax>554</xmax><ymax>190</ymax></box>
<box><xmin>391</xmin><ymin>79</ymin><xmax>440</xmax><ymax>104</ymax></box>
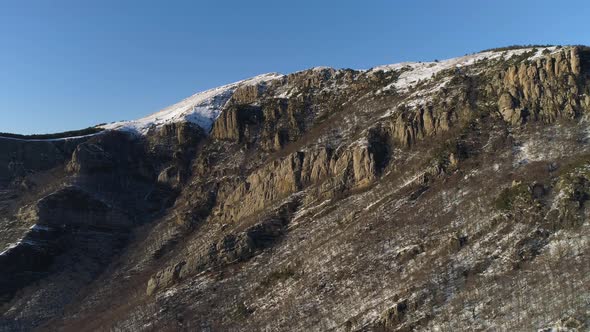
<box><xmin>211</xmin><ymin>105</ymin><xmax>263</xmax><ymax>142</ymax></box>
<box><xmin>146</xmin><ymin>260</ymin><xmax>186</xmax><ymax>296</ymax></box>
<box><xmin>329</xmin><ymin>142</ymin><xmax>381</xmax><ymax>189</ymax></box>
<box><xmin>380</xmin><ymin>299</ymin><xmax>409</xmax><ymax>327</ymax></box>
<box><xmin>388</xmin><ymin>98</ymin><xmax>465</xmax><ymax>147</ymax></box>
<box><xmin>498</xmin><ymin>92</ymin><xmax>523</xmax><ymax>124</ymax></box>
<box><xmin>300</xmin><ymin>147</ymin><xmax>332</xmax><ymax>185</ymax></box>
<box><xmin>494</xmin><ymin>48</ymin><xmax>586</xmax><ymax>123</ymax></box>
<box><xmin>157</xmin><ymin>165</ymin><xmax>180</xmax><ymax>187</ymax></box>
<box><xmin>221</xmin><ymin>152</ymin><xmax>303</xmax><ymax>222</ymax></box>
<box><xmin>395</xmin><ymin>244</ymin><xmax>424</xmax><ymax>263</ymax></box>
<box><xmin>230</xmin><ymin>83</ymin><xmax>264</xmax><ymax>104</ymax></box>
<box><xmin>211</xmin><ymin>106</ymin><xmax>241</xmax><ymax>140</ymax></box>
<box><xmin>286</xmin><ymin>67</ymin><xmax>337</xmax><ymax>89</ymax></box>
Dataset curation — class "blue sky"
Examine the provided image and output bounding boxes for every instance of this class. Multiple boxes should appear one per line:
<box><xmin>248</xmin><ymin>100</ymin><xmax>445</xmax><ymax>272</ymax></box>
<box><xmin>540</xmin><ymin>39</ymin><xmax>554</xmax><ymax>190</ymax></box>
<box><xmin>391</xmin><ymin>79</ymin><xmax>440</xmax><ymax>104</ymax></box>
<box><xmin>1</xmin><ymin>0</ymin><xmax>588</xmax><ymax>134</ymax></box>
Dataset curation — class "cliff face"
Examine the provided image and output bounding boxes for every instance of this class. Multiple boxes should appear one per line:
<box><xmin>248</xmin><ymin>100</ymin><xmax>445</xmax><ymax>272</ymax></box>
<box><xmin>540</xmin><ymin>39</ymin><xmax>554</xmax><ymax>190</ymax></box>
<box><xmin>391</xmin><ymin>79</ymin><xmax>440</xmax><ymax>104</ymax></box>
<box><xmin>1</xmin><ymin>46</ymin><xmax>590</xmax><ymax>331</ymax></box>
<box><xmin>495</xmin><ymin>47</ymin><xmax>589</xmax><ymax>124</ymax></box>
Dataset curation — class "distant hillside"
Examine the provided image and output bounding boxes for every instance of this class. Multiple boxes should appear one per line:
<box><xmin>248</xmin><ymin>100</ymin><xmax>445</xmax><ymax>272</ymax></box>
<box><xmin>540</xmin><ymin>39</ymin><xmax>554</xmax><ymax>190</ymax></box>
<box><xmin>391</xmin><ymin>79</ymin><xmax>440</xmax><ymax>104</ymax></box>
<box><xmin>0</xmin><ymin>126</ymin><xmax>104</xmax><ymax>140</ymax></box>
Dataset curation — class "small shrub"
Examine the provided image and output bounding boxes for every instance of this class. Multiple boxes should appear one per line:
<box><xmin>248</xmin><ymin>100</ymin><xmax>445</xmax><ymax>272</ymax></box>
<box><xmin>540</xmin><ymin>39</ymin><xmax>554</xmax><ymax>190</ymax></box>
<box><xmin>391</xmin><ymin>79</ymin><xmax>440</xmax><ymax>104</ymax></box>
<box><xmin>480</xmin><ymin>44</ymin><xmax>555</xmax><ymax>53</ymax></box>
<box><xmin>234</xmin><ymin>302</ymin><xmax>253</xmax><ymax>318</ymax></box>
<box><xmin>494</xmin><ymin>183</ymin><xmax>531</xmax><ymax>211</ymax></box>
<box><xmin>259</xmin><ymin>265</ymin><xmax>300</xmax><ymax>288</ymax></box>
<box><xmin>557</xmin><ymin>154</ymin><xmax>590</xmax><ymax>177</ymax></box>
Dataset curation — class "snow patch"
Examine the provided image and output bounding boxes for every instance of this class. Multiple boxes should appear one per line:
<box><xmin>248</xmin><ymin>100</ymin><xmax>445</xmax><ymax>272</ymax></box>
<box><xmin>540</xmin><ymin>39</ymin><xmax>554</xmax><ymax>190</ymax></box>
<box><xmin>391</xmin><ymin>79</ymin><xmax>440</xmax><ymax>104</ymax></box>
<box><xmin>0</xmin><ymin>241</ymin><xmax>21</xmax><ymax>256</ymax></box>
<box><xmin>513</xmin><ymin>140</ymin><xmax>556</xmax><ymax>166</ymax></box>
<box><xmin>528</xmin><ymin>46</ymin><xmax>559</xmax><ymax>60</ymax></box>
<box><xmin>101</xmin><ymin>73</ymin><xmax>283</xmax><ymax>135</ymax></box>
<box><xmin>372</xmin><ymin>47</ymin><xmax>555</xmax><ymax>93</ymax></box>
<box><xmin>29</xmin><ymin>224</ymin><xmax>52</xmax><ymax>232</ymax></box>
<box><xmin>545</xmin><ymin>230</ymin><xmax>589</xmax><ymax>258</ymax></box>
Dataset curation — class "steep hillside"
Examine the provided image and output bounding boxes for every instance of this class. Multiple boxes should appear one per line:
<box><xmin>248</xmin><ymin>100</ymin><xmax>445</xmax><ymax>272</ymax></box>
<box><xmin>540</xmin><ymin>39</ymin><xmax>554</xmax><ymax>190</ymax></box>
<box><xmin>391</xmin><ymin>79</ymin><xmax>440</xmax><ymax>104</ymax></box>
<box><xmin>1</xmin><ymin>46</ymin><xmax>589</xmax><ymax>331</ymax></box>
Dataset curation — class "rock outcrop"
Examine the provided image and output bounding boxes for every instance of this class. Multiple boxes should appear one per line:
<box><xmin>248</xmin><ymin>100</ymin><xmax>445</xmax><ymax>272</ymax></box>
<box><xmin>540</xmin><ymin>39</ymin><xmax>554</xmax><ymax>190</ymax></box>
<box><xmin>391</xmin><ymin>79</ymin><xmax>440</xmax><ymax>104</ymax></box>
<box><xmin>0</xmin><ymin>136</ymin><xmax>86</xmax><ymax>185</ymax></box>
<box><xmin>19</xmin><ymin>186</ymin><xmax>131</xmax><ymax>229</ymax></box>
<box><xmin>494</xmin><ymin>47</ymin><xmax>590</xmax><ymax>124</ymax></box>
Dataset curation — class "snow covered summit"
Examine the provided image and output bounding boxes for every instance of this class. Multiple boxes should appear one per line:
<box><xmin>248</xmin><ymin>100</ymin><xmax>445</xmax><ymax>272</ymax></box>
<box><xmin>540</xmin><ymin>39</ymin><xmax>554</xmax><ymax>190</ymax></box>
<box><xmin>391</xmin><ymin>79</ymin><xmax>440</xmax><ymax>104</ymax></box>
<box><xmin>100</xmin><ymin>72</ymin><xmax>284</xmax><ymax>135</ymax></box>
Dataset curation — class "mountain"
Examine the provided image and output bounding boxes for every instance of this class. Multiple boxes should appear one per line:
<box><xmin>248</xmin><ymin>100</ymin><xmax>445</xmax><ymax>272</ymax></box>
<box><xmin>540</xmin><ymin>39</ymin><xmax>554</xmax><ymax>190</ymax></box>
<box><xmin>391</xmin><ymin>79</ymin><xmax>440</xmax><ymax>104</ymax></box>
<box><xmin>1</xmin><ymin>45</ymin><xmax>589</xmax><ymax>331</ymax></box>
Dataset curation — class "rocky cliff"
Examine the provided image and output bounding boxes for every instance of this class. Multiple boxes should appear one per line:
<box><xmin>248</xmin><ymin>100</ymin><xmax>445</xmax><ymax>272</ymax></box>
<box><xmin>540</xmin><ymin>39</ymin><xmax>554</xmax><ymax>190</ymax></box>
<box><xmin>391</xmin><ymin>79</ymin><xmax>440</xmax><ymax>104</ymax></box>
<box><xmin>0</xmin><ymin>46</ymin><xmax>589</xmax><ymax>331</ymax></box>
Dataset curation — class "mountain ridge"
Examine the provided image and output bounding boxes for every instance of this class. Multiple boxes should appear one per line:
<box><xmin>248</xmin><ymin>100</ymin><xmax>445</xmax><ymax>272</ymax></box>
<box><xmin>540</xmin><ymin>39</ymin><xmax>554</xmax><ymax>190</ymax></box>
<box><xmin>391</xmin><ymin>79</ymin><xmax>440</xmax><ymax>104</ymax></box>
<box><xmin>0</xmin><ymin>44</ymin><xmax>589</xmax><ymax>331</ymax></box>
<box><xmin>3</xmin><ymin>45</ymin><xmax>560</xmax><ymax>139</ymax></box>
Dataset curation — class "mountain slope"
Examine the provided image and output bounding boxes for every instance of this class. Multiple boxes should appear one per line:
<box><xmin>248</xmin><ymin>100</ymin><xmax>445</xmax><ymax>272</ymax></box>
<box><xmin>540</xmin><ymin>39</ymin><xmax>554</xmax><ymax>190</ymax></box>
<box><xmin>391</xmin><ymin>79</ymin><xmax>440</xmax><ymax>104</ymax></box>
<box><xmin>1</xmin><ymin>45</ymin><xmax>589</xmax><ymax>332</ymax></box>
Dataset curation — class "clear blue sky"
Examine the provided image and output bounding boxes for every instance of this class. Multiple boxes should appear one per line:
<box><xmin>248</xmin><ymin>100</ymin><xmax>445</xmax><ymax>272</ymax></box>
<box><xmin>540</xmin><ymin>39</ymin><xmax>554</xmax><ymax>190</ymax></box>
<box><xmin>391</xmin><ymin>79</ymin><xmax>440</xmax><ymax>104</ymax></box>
<box><xmin>1</xmin><ymin>0</ymin><xmax>588</xmax><ymax>134</ymax></box>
